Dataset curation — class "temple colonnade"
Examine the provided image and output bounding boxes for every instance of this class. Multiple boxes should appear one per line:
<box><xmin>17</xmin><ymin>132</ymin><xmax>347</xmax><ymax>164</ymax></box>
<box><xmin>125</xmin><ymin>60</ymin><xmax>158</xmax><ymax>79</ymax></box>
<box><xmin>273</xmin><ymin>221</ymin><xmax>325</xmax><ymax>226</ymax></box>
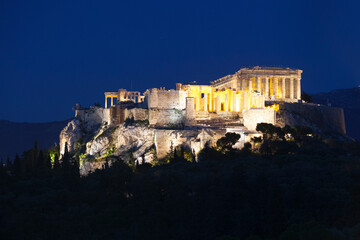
<box><xmin>178</xmin><ymin>84</ymin><xmax>264</xmax><ymax>113</ymax></box>
<box><xmin>104</xmin><ymin>89</ymin><xmax>143</xmax><ymax>108</ymax></box>
<box><xmin>240</xmin><ymin>76</ymin><xmax>301</xmax><ymax>100</ymax></box>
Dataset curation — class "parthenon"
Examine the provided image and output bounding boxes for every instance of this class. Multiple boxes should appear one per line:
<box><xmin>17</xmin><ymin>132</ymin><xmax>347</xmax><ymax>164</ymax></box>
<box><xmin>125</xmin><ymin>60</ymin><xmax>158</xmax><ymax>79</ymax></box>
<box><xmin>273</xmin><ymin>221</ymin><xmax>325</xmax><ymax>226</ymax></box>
<box><xmin>211</xmin><ymin>66</ymin><xmax>302</xmax><ymax>102</ymax></box>
<box><xmin>104</xmin><ymin>66</ymin><xmax>303</xmax><ymax>116</ymax></box>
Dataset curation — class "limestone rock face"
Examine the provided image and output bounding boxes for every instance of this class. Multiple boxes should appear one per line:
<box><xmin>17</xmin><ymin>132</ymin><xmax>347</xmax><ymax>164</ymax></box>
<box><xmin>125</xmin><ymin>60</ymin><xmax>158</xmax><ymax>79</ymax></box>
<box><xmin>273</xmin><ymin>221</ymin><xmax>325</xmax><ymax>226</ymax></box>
<box><xmin>276</xmin><ymin>103</ymin><xmax>346</xmax><ymax>135</ymax></box>
<box><xmin>87</xmin><ymin>136</ymin><xmax>110</xmax><ymax>157</ymax></box>
<box><xmin>59</xmin><ymin>119</ymin><xmax>83</xmax><ymax>156</ymax></box>
<box><xmin>83</xmin><ymin>125</ymin><xmax>155</xmax><ymax>162</ymax></box>
<box><xmin>79</xmin><ymin>160</ymin><xmax>114</xmax><ymax>176</ymax></box>
<box><xmin>113</xmin><ymin>125</ymin><xmax>155</xmax><ymax>162</ymax></box>
<box><xmin>60</xmin><ymin>120</ymin><xmax>249</xmax><ymax>176</ymax></box>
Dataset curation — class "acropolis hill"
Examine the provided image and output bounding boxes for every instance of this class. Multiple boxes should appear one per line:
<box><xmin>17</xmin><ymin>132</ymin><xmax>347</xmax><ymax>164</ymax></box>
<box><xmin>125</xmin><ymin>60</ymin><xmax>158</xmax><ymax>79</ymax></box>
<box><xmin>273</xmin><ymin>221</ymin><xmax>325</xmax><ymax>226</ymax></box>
<box><xmin>59</xmin><ymin>66</ymin><xmax>346</xmax><ymax>175</ymax></box>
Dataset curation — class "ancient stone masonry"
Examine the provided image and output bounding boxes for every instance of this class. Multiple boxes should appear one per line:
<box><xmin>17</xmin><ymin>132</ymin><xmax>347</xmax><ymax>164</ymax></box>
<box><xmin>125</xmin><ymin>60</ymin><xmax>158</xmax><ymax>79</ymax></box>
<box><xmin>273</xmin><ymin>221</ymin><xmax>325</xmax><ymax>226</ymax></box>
<box><xmin>104</xmin><ymin>89</ymin><xmax>144</xmax><ymax>108</ymax></box>
<box><xmin>98</xmin><ymin>67</ymin><xmax>303</xmax><ymax>128</ymax></box>
<box><xmin>211</xmin><ymin>66</ymin><xmax>302</xmax><ymax>102</ymax></box>
<box><xmin>60</xmin><ymin>65</ymin><xmax>347</xmax><ymax>174</ymax></box>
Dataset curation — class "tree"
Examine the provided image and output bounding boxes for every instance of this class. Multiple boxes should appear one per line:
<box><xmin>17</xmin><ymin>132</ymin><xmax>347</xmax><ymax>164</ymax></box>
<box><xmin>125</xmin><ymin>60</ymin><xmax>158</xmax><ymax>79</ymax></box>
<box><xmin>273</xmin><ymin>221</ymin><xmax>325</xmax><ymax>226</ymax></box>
<box><xmin>13</xmin><ymin>154</ymin><xmax>21</xmax><ymax>176</ymax></box>
<box><xmin>6</xmin><ymin>156</ymin><xmax>12</xmax><ymax>172</ymax></box>
<box><xmin>61</xmin><ymin>142</ymin><xmax>71</xmax><ymax>171</ymax></box>
<box><xmin>256</xmin><ymin>123</ymin><xmax>277</xmax><ymax>140</ymax></box>
<box><xmin>301</xmin><ymin>91</ymin><xmax>313</xmax><ymax>103</ymax></box>
<box><xmin>198</xmin><ymin>142</ymin><xmax>221</xmax><ymax>161</ymax></box>
<box><xmin>256</xmin><ymin>123</ymin><xmax>285</xmax><ymax>140</ymax></box>
<box><xmin>53</xmin><ymin>154</ymin><xmax>60</xmax><ymax>170</ymax></box>
<box><xmin>216</xmin><ymin>132</ymin><xmax>241</xmax><ymax>151</ymax></box>
<box><xmin>250</xmin><ymin>136</ymin><xmax>262</xmax><ymax>151</ymax></box>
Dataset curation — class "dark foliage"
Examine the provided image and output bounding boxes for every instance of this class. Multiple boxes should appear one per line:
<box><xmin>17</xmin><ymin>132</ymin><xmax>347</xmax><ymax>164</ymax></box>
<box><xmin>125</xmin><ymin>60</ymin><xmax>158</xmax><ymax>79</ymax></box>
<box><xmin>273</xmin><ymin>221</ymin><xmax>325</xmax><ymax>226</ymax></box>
<box><xmin>301</xmin><ymin>91</ymin><xmax>313</xmax><ymax>103</ymax></box>
<box><xmin>0</xmin><ymin>127</ymin><xmax>360</xmax><ymax>240</ymax></box>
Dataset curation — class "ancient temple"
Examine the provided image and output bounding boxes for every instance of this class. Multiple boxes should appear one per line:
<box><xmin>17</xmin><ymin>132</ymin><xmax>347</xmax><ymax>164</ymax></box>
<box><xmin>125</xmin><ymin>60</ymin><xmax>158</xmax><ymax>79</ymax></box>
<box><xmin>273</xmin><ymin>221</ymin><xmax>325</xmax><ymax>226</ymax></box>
<box><xmin>211</xmin><ymin>66</ymin><xmax>302</xmax><ymax>102</ymax></box>
<box><xmin>104</xmin><ymin>89</ymin><xmax>144</xmax><ymax>108</ymax></box>
<box><xmin>103</xmin><ymin>66</ymin><xmax>303</xmax><ymax>118</ymax></box>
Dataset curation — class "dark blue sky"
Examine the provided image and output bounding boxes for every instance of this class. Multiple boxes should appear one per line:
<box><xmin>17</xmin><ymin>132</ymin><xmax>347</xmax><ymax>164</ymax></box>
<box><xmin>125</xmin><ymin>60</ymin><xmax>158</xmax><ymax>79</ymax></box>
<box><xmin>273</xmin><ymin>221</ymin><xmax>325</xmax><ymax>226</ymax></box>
<box><xmin>1</xmin><ymin>0</ymin><xmax>359</xmax><ymax>122</ymax></box>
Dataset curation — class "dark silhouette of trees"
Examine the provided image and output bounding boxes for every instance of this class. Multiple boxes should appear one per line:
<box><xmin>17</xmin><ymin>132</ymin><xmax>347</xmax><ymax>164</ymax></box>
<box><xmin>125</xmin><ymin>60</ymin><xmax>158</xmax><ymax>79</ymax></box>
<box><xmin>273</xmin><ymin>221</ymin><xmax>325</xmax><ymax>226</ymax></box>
<box><xmin>216</xmin><ymin>132</ymin><xmax>241</xmax><ymax>152</ymax></box>
<box><xmin>302</xmin><ymin>91</ymin><xmax>313</xmax><ymax>103</ymax></box>
<box><xmin>1</xmin><ymin>125</ymin><xmax>360</xmax><ymax>240</ymax></box>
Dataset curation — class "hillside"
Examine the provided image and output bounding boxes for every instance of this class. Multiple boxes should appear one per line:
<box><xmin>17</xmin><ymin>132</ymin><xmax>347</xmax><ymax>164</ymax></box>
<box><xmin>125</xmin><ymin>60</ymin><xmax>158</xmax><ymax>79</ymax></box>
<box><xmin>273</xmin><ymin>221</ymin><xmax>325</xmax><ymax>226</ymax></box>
<box><xmin>312</xmin><ymin>87</ymin><xmax>360</xmax><ymax>141</ymax></box>
<box><xmin>0</xmin><ymin>120</ymin><xmax>69</xmax><ymax>161</ymax></box>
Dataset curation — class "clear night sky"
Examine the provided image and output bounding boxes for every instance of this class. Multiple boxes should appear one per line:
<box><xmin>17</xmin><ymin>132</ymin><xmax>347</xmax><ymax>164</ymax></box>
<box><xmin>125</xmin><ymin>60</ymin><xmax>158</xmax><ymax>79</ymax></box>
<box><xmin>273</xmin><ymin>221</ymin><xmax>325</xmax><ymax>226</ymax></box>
<box><xmin>0</xmin><ymin>0</ymin><xmax>359</xmax><ymax>122</ymax></box>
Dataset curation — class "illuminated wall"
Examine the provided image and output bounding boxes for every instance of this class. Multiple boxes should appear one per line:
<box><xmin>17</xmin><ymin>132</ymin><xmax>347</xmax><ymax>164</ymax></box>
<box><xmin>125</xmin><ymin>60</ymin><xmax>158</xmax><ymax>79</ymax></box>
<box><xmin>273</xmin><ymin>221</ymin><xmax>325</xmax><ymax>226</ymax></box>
<box><xmin>211</xmin><ymin>66</ymin><xmax>303</xmax><ymax>102</ymax></box>
<box><xmin>178</xmin><ymin>83</ymin><xmax>265</xmax><ymax>113</ymax></box>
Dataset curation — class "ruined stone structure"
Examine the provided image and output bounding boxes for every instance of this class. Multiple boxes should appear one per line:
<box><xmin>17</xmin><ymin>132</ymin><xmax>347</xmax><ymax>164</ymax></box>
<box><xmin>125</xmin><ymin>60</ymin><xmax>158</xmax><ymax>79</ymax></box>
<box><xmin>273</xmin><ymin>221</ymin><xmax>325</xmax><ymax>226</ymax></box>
<box><xmin>99</xmin><ymin>67</ymin><xmax>304</xmax><ymax>128</ymax></box>
<box><xmin>176</xmin><ymin>83</ymin><xmax>265</xmax><ymax>113</ymax></box>
<box><xmin>211</xmin><ymin>66</ymin><xmax>302</xmax><ymax>102</ymax></box>
<box><xmin>104</xmin><ymin>89</ymin><xmax>144</xmax><ymax>108</ymax></box>
<box><xmin>59</xmin><ymin>66</ymin><xmax>347</xmax><ymax>174</ymax></box>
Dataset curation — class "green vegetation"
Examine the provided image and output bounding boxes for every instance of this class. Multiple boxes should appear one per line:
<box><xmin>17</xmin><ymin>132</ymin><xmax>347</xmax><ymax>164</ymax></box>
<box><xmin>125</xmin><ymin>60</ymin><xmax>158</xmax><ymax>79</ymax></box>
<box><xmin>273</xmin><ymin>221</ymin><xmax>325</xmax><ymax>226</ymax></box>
<box><xmin>1</xmin><ymin>124</ymin><xmax>360</xmax><ymax>239</ymax></box>
<box><xmin>125</xmin><ymin>117</ymin><xmax>149</xmax><ymax>126</ymax></box>
<box><xmin>104</xmin><ymin>146</ymin><xmax>115</xmax><ymax>157</ymax></box>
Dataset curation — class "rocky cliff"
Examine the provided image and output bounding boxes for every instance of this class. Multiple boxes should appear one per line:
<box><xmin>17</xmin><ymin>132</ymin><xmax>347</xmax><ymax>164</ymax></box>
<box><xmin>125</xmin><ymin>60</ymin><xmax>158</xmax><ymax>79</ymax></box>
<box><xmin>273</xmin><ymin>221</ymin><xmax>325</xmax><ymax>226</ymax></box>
<box><xmin>60</xmin><ymin>102</ymin><xmax>348</xmax><ymax>175</ymax></box>
<box><xmin>276</xmin><ymin>103</ymin><xmax>346</xmax><ymax>135</ymax></box>
<box><xmin>312</xmin><ymin>87</ymin><xmax>360</xmax><ymax>141</ymax></box>
<box><xmin>60</xmin><ymin>109</ymin><xmax>247</xmax><ymax>175</ymax></box>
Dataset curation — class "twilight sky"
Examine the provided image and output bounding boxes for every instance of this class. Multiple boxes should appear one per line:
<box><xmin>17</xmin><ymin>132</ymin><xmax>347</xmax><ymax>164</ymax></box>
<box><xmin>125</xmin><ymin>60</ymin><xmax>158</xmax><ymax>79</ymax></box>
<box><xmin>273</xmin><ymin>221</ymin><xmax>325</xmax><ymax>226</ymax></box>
<box><xmin>0</xmin><ymin>0</ymin><xmax>359</xmax><ymax>122</ymax></box>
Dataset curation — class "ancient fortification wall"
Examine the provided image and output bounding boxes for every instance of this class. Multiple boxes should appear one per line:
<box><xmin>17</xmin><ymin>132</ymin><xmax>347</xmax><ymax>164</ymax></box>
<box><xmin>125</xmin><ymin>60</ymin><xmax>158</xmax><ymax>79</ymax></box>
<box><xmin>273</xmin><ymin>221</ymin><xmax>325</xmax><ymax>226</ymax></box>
<box><xmin>149</xmin><ymin>109</ymin><xmax>186</xmax><ymax>126</ymax></box>
<box><xmin>242</xmin><ymin>109</ymin><xmax>276</xmax><ymax>131</ymax></box>
<box><xmin>276</xmin><ymin>103</ymin><xmax>346</xmax><ymax>135</ymax></box>
<box><xmin>146</xmin><ymin>89</ymin><xmax>188</xmax><ymax>110</ymax></box>
<box><xmin>110</xmin><ymin>106</ymin><xmax>148</xmax><ymax>125</ymax></box>
<box><xmin>75</xmin><ymin>107</ymin><xmax>110</xmax><ymax>131</ymax></box>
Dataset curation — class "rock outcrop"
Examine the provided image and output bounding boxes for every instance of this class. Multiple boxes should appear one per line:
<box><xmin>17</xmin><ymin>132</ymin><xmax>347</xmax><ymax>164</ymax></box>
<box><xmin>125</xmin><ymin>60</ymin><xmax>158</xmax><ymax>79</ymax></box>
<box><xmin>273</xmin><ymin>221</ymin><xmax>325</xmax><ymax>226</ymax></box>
<box><xmin>276</xmin><ymin>103</ymin><xmax>346</xmax><ymax>135</ymax></box>
<box><xmin>59</xmin><ymin>101</ymin><xmax>347</xmax><ymax>176</ymax></box>
<box><xmin>59</xmin><ymin>119</ymin><xmax>83</xmax><ymax>156</ymax></box>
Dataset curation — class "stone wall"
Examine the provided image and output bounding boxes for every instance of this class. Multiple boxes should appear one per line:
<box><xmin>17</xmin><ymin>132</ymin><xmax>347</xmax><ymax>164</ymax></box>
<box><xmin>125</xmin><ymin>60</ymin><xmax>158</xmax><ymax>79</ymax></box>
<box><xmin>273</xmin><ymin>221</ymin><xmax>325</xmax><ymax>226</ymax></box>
<box><xmin>226</xmin><ymin>127</ymin><xmax>262</xmax><ymax>149</ymax></box>
<box><xmin>276</xmin><ymin>103</ymin><xmax>346</xmax><ymax>135</ymax></box>
<box><xmin>185</xmin><ymin>97</ymin><xmax>196</xmax><ymax>126</ymax></box>
<box><xmin>149</xmin><ymin>109</ymin><xmax>186</xmax><ymax>127</ymax></box>
<box><xmin>126</xmin><ymin>108</ymin><xmax>148</xmax><ymax>121</ymax></box>
<box><xmin>154</xmin><ymin>128</ymin><xmax>225</xmax><ymax>159</ymax></box>
<box><xmin>242</xmin><ymin>109</ymin><xmax>276</xmax><ymax>131</ymax></box>
<box><xmin>146</xmin><ymin>89</ymin><xmax>188</xmax><ymax>110</ymax></box>
<box><xmin>75</xmin><ymin>106</ymin><xmax>110</xmax><ymax>132</ymax></box>
<box><xmin>110</xmin><ymin>106</ymin><xmax>148</xmax><ymax>125</ymax></box>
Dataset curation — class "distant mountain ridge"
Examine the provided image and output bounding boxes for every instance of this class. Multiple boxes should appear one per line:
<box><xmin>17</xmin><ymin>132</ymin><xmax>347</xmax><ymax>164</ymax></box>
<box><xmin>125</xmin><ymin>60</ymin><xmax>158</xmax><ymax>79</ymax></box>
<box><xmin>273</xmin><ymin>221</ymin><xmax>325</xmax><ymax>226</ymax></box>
<box><xmin>312</xmin><ymin>87</ymin><xmax>360</xmax><ymax>141</ymax></box>
<box><xmin>0</xmin><ymin>119</ymin><xmax>70</xmax><ymax>161</ymax></box>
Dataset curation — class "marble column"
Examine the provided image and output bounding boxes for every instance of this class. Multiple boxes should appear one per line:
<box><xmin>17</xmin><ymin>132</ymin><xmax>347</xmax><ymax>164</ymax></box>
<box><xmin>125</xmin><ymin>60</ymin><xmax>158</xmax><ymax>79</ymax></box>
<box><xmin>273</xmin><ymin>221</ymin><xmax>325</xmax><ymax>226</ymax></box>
<box><xmin>257</xmin><ymin>77</ymin><xmax>261</xmax><ymax>92</ymax></box>
<box><xmin>196</xmin><ymin>95</ymin><xmax>200</xmax><ymax>111</ymax></box>
<box><xmin>225</xmin><ymin>94</ymin><xmax>229</xmax><ymax>111</ymax></box>
<box><xmin>242</xmin><ymin>78</ymin><xmax>246</xmax><ymax>91</ymax></box>
<box><xmin>282</xmin><ymin>78</ymin><xmax>286</xmax><ymax>99</ymax></box>
<box><xmin>216</xmin><ymin>96</ymin><xmax>221</xmax><ymax>112</ymax></box>
<box><xmin>297</xmin><ymin>78</ymin><xmax>301</xmax><ymax>100</ymax></box>
<box><xmin>232</xmin><ymin>90</ymin><xmax>236</xmax><ymax>112</ymax></box>
<box><xmin>273</xmin><ymin>77</ymin><xmax>277</xmax><ymax>98</ymax></box>
<box><xmin>265</xmin><ymin>77</ymin><xmax>269</xmax><ymax>98</ymax></box>
<box><xmin>290</xmin><ymin>78</ymin><xmax>294</xmax><ymax>99</ymax></box>
<box><xmin>249</xmin><ymin>77</ymin><xmax>252</xmax><ymax>91</ymax></box>
<box><xmin>105</xmin><ymin>97</ymin><xmax>108</xmax><ymax>108</ymax></box>
<box><xmin>111</xmin><ymin>97</ymin><xmax>114</xmax><ymax>107</ymax></box>
<box><xmin>204</xmin><ymin>93</ymin><xmax>208</xmax><ymax>111</ymax></box>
